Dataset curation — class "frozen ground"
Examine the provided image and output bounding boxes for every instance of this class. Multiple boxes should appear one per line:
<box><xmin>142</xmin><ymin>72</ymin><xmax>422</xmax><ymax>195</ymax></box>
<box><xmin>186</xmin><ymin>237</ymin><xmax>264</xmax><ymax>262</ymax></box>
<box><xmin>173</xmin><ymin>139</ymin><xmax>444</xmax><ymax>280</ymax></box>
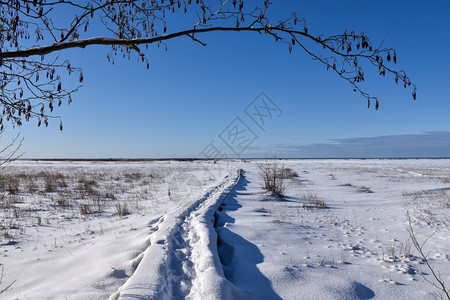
<box><xmin>0</xmin><ymin>159</ymin><xmax>449</xmax><ymax>299</ymax></box>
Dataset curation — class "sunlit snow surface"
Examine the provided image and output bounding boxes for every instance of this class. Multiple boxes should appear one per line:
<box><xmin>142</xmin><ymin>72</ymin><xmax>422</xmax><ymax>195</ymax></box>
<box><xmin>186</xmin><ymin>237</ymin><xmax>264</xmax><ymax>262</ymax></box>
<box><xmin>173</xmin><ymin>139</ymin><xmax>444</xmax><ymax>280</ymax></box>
<box><xmin>1</xmin><ymin>159</ymin><xmax>449</xmax><ymax>299</ymax></box>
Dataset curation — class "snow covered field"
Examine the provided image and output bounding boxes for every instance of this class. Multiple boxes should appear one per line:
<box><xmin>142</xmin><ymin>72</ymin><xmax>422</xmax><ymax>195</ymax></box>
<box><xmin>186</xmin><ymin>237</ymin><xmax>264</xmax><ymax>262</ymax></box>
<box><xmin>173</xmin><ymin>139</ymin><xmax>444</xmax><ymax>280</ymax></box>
<box><xmin>1</xmin><ymin>159</ymin><xmax>449</xmax><ymax>299</ymax></box>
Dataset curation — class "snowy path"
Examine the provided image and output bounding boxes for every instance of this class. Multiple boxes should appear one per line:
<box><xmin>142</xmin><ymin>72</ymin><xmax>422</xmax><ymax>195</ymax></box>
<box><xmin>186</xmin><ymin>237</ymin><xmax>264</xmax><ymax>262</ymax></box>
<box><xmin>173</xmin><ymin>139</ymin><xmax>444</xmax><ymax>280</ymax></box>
<box><xmin>115</xmin><ymin>169</ymin><xmax>242</xmax><ymax>299</ymax></box>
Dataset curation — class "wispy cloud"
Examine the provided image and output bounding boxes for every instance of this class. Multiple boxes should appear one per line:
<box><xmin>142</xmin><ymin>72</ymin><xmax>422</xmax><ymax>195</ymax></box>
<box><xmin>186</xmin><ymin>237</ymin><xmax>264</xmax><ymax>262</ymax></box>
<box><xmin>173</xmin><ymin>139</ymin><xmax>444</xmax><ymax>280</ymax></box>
<box><xmin>261</xmin><ymin>131</ymin><xmax>450</xmax><ymax>158</ymax></box>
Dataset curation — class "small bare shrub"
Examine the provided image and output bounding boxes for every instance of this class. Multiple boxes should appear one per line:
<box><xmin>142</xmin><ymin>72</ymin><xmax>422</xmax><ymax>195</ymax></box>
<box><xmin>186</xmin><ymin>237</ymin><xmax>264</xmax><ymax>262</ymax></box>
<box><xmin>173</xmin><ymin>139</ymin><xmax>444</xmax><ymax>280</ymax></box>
<box><xmin>258</xmin><ymin>160</ymin><xmax>290</xmax><ymax>198</ymax></box>
<box><xmin>55</xmin><ymin>196</ymin><xmax>68</xmax><ymax>208</ymax></box>
<box><xmin>104</xmin><ymin>192</ymin><xmax>116</xmax><ymax>201</ymax></box>
<box><xmin>80</xmin><ymin>204</ymin><xmax>91</xmax><ymax>215</ymax></box>
<box><xmin>302</xmin><ymin>192</ymin><xmax>327</xmax><ymax>210</ymax></box>
<box><xmin>39</xmin><ymin>171</ymin><xmax>68</xmax><ymax>193</ymax></box>
<box><xmin>417</xmin><ymin>208</ymin><xmax>436</xmax><ymax>225</ymax></box>
<box><xmin>383</xmin><ymin>241</ymin><xmax>412</xmax><ymax>261</ymax></box>
<box><xmin>44</xmin><ymin>178</ymin><xmax>56</xmax><ymax>193</ymax></box>
<box><xmin>319</xmin><ymin>257</ymin><xmax>336</xmax><ymax>268</ymax></box>
<box><xmin>124</xmin><ymin>172</ymin><xmax>143</xmax><ymax>180</ymax></box>
<box><xmin>116</xmin><ymin>202</ymin><xmax>130</xmax><ymax>216</ymax></box>
<box><xmin>8</xmin><ymin>181</ymin><xmax>20</xmax><ymax>194</ymax></box>
<box><xmin>77</xmin><ymin>177</ymin><xmax>98</xmax><ymax>198</ymax></box>
<box><xmin>25</xmin><ymin>178</ymin><xmax>38</xmax><ymax>192</ymax></box>
<box><xmin>441</xmin><ymin>177</ymin><xmax>450</xmax><ymax>184</ymax></box>
<box><xmin>93</xmin><ymin>198</ymin><xmax>105</xmax><ymax>212</ymax></box>
<box><xmin>0</xmin><ymin>176</ymin><xmax>20</xmax><ymax>195</ymax></box>
<box><xmin>359</xmin><ymin>186</ymin><xmax>374</xmax><ymax>193</ymax></box>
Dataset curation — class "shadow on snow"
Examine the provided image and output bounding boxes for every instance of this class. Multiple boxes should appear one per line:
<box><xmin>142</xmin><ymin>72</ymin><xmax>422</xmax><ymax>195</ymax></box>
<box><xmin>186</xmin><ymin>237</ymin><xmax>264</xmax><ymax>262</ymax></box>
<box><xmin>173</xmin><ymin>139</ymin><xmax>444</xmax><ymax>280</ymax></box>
<box><xmin>215</xmin><ymin>171</ymin><xmax>282</xmax><ymax>300</ymax></box>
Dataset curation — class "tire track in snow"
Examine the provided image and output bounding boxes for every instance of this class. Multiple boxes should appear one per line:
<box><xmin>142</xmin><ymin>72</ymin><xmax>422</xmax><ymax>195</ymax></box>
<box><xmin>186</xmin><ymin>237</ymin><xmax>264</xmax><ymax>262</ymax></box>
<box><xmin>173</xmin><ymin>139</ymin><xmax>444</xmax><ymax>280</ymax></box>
<box><xmin>115</xmin><ymin>169</ymin><xmax>242</xmax><ymax>300</ymax></box>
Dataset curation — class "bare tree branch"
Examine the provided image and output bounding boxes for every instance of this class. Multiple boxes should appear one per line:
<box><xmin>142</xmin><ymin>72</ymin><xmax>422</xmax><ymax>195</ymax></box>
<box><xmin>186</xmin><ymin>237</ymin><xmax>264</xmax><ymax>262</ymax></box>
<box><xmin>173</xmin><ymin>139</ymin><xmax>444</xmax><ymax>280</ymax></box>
<box><xmin>0</xmin><ymin>0</ymin><xmax>416</xmax><ymax>130</ymax></box>
<box><xmin>407</xmin><ymin>212</ymin><xmax>450</xmax><ymax>300</ymax></box>
<box><xmin>0</xmin><ymin>265</ymin><xmax>16</xmax><ymax>294</ymax></box>
<box><xmin>0</xmin><ymin>127</ymin><xmax>23</xmax><ymax>168</ymax></box>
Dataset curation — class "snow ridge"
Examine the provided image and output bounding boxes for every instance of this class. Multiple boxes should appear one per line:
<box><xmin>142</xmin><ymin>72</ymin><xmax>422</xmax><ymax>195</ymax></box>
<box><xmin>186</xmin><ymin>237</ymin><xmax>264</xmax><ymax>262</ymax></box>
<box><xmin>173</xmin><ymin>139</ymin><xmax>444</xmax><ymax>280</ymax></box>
<box><xmin>116</xmin><ymin>169</ymin><xmax>242</xmax><ymax>299</ymax></box>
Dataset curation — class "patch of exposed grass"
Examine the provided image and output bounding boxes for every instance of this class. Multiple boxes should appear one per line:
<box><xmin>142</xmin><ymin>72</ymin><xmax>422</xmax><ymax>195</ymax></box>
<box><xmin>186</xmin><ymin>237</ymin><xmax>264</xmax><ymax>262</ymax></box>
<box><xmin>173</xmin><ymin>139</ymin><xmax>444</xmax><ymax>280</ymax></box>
<box><xmin>302</xmin><ymin>192</ymin><xmax>328</xmax><ymax>210</ymax></box>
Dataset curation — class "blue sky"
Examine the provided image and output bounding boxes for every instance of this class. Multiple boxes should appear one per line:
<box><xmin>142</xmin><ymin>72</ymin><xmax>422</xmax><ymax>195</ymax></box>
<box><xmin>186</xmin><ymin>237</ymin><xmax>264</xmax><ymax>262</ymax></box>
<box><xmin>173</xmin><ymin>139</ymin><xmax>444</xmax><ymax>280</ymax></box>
<box><xmin>2</xmin><ymin>0</ymin><xmax>449</xmax><ymax>158</ymax></box>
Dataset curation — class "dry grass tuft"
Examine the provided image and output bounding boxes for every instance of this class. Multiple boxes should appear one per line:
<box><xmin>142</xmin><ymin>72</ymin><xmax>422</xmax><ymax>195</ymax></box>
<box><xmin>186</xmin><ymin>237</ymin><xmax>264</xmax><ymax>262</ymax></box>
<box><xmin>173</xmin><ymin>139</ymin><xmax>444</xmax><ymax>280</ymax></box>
<box><xmin>302</xmin><ymin>192</ymin><xmax>328</xmax><ymax>210</ymax></box>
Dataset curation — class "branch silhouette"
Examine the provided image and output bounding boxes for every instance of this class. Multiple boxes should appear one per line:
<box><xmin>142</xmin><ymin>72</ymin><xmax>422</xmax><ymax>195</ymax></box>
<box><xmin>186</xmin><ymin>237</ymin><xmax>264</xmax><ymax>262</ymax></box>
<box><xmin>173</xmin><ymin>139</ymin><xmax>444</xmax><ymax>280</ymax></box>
<box><xmin>0</xmin><ymin>0</ymin><xmax>416</xmax><ymax>130</ymax></box>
